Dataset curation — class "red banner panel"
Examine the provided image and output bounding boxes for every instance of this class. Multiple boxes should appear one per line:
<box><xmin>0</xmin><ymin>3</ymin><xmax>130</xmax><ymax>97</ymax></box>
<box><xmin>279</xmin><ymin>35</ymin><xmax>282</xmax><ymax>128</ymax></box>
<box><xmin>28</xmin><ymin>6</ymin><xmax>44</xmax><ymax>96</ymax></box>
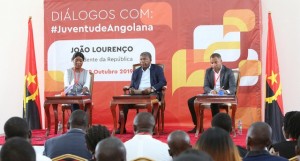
<box><xmin>44</xmin><ymin>0</ymin><xmax>261</xmax><ymax>129</ymax></box>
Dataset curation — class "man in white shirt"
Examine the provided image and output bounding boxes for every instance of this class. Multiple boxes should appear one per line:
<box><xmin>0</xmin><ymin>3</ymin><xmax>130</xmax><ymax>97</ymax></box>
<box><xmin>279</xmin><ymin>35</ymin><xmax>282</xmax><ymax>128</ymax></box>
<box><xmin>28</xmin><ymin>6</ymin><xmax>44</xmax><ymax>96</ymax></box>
<box><xmin>124</xmin><ymin>112</ymin><xmax>172</xmax><ymax>161</ymax></box>
<box><xmin>116</xmin><ymin>52</ymin><xmax>167</xmax><ymax>134</ymax></box>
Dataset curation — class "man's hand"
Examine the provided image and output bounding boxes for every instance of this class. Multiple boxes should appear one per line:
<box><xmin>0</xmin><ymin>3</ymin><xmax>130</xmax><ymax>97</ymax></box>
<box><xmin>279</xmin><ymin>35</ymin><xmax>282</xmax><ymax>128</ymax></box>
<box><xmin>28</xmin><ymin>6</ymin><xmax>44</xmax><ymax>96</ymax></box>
<box><xmin>129</xmin><ymin>88</ymin><xmax>135</xmax><ymax>94</ymax></box>
<box><xmin>211</xmin><ymin>90</ymin><xmax>218</xmax><ymax>94</ymax></box>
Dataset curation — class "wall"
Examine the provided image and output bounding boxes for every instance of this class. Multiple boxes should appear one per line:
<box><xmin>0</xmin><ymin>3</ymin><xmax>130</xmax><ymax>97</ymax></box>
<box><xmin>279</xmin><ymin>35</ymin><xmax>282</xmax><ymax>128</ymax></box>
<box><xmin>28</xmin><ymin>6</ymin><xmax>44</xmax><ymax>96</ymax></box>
<box><xmin>0</xmin><ymin>0</ymin><xmax>44</xmax><ymax>133</ymax></box>
<box><xmin>261</xmin><ymin>0</ymin><xmax>300</xmax><ymax>116</ymax></box>
<box><xmin>0</xmin><ymin>0</ymin><xmax>299</xmax><ymax>134</ymax></box>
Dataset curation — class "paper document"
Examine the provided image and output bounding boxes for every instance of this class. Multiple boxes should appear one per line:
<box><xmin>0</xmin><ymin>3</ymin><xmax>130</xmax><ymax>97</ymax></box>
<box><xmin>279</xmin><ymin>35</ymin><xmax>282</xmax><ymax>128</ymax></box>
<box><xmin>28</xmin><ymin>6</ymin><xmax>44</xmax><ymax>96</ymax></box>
<box><xmin>64</xmin><ymin>84</ymin><xmax>73</xmax><ymax>94</ymax></box>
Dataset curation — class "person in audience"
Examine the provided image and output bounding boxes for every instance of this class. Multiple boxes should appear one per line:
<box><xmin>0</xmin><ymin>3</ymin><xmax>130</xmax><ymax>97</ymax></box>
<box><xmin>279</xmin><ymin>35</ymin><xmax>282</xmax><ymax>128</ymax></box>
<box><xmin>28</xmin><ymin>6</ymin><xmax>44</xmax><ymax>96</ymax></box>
<box><xmin>167</xmin><ymin>130</ymin><xmax>192</xmax><ymax>158</ymax></box>
<box><xmin>244</xmin><ymin>122</ymin><xmax>288</xmax><ymax>161</ymax></box>
<box><xmin>173</xmin><ymin>151</ymin><xmax>213</xmax><ymax>161</ymax></box>
<box><xmin>187</xmin><ymin>53</ymin><xmax>236</xmax><ymax>133</ymax></box>
<box><xmin>211</xmin><ymin>113</ymin><xmax>248</xmax><ymax>157</ymax></box>
<box><xmin>64</xmin><ymin>51</ymin><xmax>91</xmax><ymax>111</ymax></box>
<box><xmin>295</xmin><ymin>136</ymin><xmax>300</xmax><ymax>160</ymax></box>
<box><xmin>85</xmin><ymin>124</ymin><xmax>111</xmax><ymax>160</ymax></box>
<box><xmin>269</xmin><ymin>111</ymin><xmax>300</xmax><ymax>158</ymax></box>
<box><xmin>173</xmin><ymin>149</ymin><xmax>214</xmax><ymax>161</ymax></box>
<box><xmin>95</xmin><ymin>137</ymin><xmax>126</xmax><ymax>161</ymax></box>
<box><xmin>3</xmin><ymin>116</ymin><xmax>51</xmax><ymax>161</ymax></box>
<box><xmin>43</xmin><ymin>109</ymin><xmax>92</xmax><ymax>159</ymax></box>
<box><xmin>0</xmin><ymin>137</ymin><xmax>36</xmax><ymax>161</ymax></box>
<box><xmin>195</xmin><ymin>127</ymin><xmax>241</xmax><ymax>161</ymax></box>
<box><xmin>116</xmin><ymin>51</ymin><xmax>167</xmax><ymax>134</ymax></box>
<box><xmin>282</xmin><ymin>111</ymin><xmax>298</xmax><ymax>139</ymax></box>
<box><xmin>124</xmin><ymin>112</ymin><xmax>172</xmax><ymax>161</ymax></box>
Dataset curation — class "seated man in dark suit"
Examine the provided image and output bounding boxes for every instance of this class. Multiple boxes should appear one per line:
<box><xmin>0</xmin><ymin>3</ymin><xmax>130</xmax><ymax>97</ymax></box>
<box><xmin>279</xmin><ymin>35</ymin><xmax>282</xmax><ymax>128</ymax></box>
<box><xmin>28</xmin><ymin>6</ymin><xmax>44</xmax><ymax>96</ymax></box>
<box><xmin>116</xmin><ymin>51</ymin><xmax>167</xmax><ymax>134</ymax></box>
<box><xmin>187</xmin><ymin>53</ymin><xmax>236</xmax><ymax>133</ymax></box>
<box><xmin>43</xmin><ymin>109</ymin><xmax>92</xmax><ymax>160</ymax></box>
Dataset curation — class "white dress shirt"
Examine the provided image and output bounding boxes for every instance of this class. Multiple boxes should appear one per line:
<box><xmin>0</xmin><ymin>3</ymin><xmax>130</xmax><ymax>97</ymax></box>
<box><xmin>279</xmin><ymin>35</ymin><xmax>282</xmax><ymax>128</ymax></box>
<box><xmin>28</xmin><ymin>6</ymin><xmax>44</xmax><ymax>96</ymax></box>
<box><xmin>138</xmin><ymin>65</ymin><xmax>151</xmax><ymax>90</ymax></box>
<box><xmin>124</xmin><ymin>134</ymin><xmax>172</xmax><ymax>161</ymax></box>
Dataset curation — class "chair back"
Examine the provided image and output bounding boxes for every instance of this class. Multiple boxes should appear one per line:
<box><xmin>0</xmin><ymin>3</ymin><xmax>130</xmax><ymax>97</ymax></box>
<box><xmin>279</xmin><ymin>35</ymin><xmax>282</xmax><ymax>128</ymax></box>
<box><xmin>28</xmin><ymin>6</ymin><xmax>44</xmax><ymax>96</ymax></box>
<box><xmin>288</xmin><ymin>156</ymin><xmax>299</xmax><ymax>161</ymax></box>
<box><xmin>232</xmin><ymin>69</ymin><xmax>240</xmax><ymax>94</ymax></box>
<box><xmin>52</xmin><ymin>154</ymin><xmax>88</xmax><ymax>161</ymax></box>
<box><xmin>88</xmin><ymin>71</ymin><xmax>94</xmax><ymax>98</ymax></box>
<box><xmin>132</xmin><ymin>157</ymin><xmax>155</xmax><ymax>161</ymax></box>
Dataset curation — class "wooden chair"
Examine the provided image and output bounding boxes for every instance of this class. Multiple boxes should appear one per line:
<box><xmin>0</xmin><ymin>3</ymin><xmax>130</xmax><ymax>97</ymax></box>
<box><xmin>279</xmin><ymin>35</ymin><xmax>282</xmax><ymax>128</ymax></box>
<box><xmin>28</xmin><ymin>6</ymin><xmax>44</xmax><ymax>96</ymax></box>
<box><xmin>61</xmin><ymin>72</ymin><xmax>94</xmax><ymax>133</ymax></box>
<box><xmin>200</xmin><ymin>69</ymin><xmax>240</xmax><ymax>132</ymax></box>
<box><xmin>288</xmin><ymin>156</ymin><xmax>299</xmax><ymax>161</ymax></box>
<box><xmin>132</xmin><ymin>157</ymin><xmax>155</xmax><ymax>161</ymax></box>
<box><xmin>52</xmin><ymin>154</ymin><xmax>88</xmax><ymax>161</ymax></box>
<box><xmin>123</xmin><ymin>63</ymin><xmax>167</xmax><ymax>133</ymax></box>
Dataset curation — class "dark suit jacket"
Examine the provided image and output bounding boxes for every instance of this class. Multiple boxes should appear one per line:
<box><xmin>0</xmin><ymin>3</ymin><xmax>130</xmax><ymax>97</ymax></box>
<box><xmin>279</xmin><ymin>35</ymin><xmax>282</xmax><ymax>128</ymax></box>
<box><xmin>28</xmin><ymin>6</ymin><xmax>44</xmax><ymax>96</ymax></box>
<box><xmin>243</xmin><ymin>150</ymin><xmax>288</xmax><ymax>161</ymax></box>
<box><xmin>271</xmin><ymin>141</ymin><xmax>297</xmax><ymax>159</ymax></box>
<box><xmin>238</xmin><ymin>145</ymin><xmax>248</xmax><ymax>158</ymax></box>
<box><xmin>204</xmin><ymin>65</ymin><xmax>236</xmax><ymax>94</ymax></box>
<box><xmin>130</xmin><ymin>64</ymin><xmax>167</xmax><ymax>99</ymax></box>
<box><xmin>43</xmin><ymin>129</ymin><xmax>92</xmax><ymax>159</ymax></box>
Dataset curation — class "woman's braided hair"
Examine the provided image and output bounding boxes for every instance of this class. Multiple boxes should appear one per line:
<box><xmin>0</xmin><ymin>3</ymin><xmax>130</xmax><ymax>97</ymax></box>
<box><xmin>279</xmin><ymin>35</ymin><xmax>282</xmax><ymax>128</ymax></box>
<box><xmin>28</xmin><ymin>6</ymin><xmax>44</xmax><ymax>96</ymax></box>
<box><xmin>85</xmin><ymin>124</ymin><xmax>110</xmax><ymax>154</ymax></box>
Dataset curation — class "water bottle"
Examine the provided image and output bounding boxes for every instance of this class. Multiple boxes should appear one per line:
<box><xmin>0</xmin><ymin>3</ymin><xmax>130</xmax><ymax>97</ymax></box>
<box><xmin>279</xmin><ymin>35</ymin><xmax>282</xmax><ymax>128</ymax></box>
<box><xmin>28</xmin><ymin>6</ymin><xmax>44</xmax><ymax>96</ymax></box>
<box><xmin>57</xmin><ymin>121</ymin><xmax>63</xmax><ymax>135</ymax></box>
<box><xmin>237</xmin><ymin>120</ymin><xmax>242</xmax><ymax>135</ymax></box>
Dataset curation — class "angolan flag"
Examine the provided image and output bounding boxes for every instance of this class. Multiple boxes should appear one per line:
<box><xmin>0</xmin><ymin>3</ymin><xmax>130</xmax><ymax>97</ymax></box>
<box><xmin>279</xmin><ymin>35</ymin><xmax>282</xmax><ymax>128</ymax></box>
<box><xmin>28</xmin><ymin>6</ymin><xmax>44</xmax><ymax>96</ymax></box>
<box><xmin>23</xmin><ymin>17</ymin><xmax>41</xmax><ymax>129</ymax></box>
<box><xmin>265</xmin><ymin>13</ymin><xmax>284</xmax><ymax>143</ymax></box>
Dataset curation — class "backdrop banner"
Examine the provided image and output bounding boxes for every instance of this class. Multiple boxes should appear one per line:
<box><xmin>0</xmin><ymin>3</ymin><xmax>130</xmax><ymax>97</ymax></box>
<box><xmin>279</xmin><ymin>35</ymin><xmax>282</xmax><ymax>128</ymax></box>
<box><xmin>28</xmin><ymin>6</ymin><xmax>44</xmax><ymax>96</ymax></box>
<box><xmin>44</xmin><ymin>0</ymin><xmax>262</xmax><ymax>129</ymax></box>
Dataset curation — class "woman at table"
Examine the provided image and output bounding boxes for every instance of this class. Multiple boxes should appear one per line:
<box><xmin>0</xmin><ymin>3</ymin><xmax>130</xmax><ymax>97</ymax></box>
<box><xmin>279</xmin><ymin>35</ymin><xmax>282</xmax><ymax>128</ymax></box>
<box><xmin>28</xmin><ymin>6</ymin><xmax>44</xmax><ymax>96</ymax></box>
<box><xmin>64</xmin><ymin>51</ymin><xmax>91</xmax><ymax>111</ymax></box>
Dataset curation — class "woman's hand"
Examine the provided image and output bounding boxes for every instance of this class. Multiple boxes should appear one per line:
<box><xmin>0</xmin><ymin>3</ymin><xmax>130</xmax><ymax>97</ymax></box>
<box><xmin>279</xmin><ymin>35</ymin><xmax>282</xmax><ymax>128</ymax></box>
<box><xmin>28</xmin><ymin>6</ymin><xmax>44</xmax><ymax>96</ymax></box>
<box><xmin>82</xmin><ymin>87</ymin><xmax>89</xmax><ymax>94</ymax></box>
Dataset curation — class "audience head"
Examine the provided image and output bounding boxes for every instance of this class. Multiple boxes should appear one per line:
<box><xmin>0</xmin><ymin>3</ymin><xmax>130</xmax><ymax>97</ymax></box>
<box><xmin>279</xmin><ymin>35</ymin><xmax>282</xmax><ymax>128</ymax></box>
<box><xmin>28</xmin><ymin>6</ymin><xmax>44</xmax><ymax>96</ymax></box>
<box><xmin>95</xmin><ymin>137</ymin><xmax>126</xmax><ymax>161</ymax></box>
<box><xmin>167</xmin><ymin>130</ymin><xmax>192</xmax><ymax>158</ymax></box>
<box><xmin>211</xmin><ymin>113</ymin><xmax>232</xmax><ymax>133</ymax></box>
<box><xmin>85</xmin><ymin>125</ymin><xmax>111</xmax><ymax>155</ymax></box>
<box><xmin>246</xmin><ymin>122</ymin><xmax>272</xmax><ymax>151</ymax></box>
<box><xmin>68</xmin><ymin>109</ymin><xmax>88</xmax><ymax>130</ymax></box>
<box><xmin>195</xmin><ymin>127</ymin><xmax>241</xmax><ymax>161</ymax></box>
<box><xmin>133</xmin><ymin>112</ymin><xmax>155</xmax><ymax>134</ymax></box>
<box><xmin>0</xmin><ymin>137</ymin><xmax>36</xmax><ymax>161</ymax></box>
<box><xmin>4</xmin><ymin>116</ymin><xmax>31</xmax><ymax>141</ymax></box>
<box><xmin>282</xmin><ymin>111</ymin><xmax>298</xmax><ymax>139</ymax></box>
<box><xmin>287</xmin><ymin>112</ymin><xmax>300</xmax><ymax>140</ymax></box>
<box><xmin>210</xmin><ymin>53</ymin><xmax>222</xmax><ymax>72</ymax></box>
<box><xmin>140</xmin><ymin>52</ymin><xmax>152</xmax><ymax>70</ymax></box>
<box><xmin>173</xmin><ymin>149</ymin><xmax>214</xmax><ymax>161</ymax></box>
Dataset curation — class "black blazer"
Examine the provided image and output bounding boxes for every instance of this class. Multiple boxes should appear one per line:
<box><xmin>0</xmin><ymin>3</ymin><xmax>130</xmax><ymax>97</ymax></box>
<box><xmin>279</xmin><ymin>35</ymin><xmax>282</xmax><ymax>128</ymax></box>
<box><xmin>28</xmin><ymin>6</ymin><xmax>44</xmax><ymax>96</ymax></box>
<box><xmin>203</xmin><ymin>65</ymin><xmax>236</xmax><ymax>94</ymax></box>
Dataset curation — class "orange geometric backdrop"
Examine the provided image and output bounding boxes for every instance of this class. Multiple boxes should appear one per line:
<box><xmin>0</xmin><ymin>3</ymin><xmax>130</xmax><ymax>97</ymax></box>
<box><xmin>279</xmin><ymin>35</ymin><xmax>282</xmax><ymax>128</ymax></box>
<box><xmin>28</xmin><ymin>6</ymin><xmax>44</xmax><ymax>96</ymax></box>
<box><xmin>44</xmin><ymin>0</ymin><xmax>261</xmax><ymax>129</ymax></box>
